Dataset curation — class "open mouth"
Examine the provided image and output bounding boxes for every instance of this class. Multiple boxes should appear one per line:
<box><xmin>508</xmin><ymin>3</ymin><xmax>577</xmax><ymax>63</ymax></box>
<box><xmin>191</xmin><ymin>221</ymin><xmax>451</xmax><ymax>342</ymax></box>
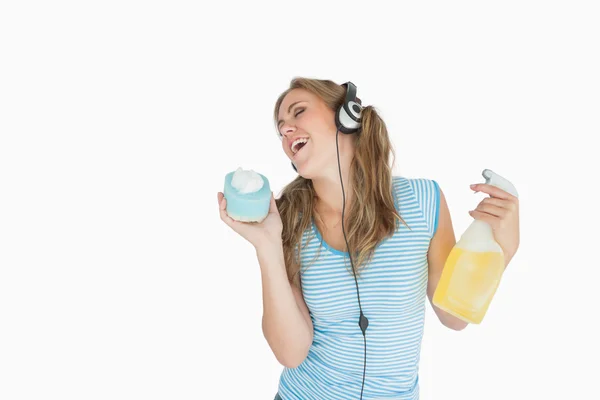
<box><xmin>291</xmin><ymin>138</ymin><xmax>309</xmax><ymax>157</ymax></box>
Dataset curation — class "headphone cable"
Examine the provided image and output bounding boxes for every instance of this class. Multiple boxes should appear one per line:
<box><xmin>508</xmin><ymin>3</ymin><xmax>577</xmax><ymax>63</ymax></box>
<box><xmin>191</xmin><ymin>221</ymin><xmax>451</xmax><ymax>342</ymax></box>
<box><xmin>336</xmin><ymin>126</ymin><xmax>368</xmax><ymax>400</ymax></box>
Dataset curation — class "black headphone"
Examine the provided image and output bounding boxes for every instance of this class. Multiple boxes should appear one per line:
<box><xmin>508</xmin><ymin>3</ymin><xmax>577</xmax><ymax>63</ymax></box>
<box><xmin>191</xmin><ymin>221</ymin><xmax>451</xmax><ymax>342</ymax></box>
<box><xmin>291</xmin><ymin>81</ymin><xmax>363</xmax><ymax>172</ymax></box>
<box><xmin>335</xmin><ymin>81</ymin><xmax>364</xmax><ymax>134</ymax></box>
<box><xmin>291</xmin><ymin>81</ymin><xmax>369</xmax><ymax>400</ymax></box>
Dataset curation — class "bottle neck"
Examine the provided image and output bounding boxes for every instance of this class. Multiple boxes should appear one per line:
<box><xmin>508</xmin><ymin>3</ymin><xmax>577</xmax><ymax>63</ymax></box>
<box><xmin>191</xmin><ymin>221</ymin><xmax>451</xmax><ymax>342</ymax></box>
<box><xmin>457</xmin><ymin>220</ymin><xmax>502</xmax><ymax>252</ymax></box>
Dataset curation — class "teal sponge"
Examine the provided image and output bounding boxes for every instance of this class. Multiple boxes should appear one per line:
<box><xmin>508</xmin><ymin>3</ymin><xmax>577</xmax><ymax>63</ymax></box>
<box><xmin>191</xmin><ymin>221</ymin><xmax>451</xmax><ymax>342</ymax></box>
<box><xmin>223</xmin><ymin>168</ymin><xmax>271</xmax><ymax>222</ymax></box>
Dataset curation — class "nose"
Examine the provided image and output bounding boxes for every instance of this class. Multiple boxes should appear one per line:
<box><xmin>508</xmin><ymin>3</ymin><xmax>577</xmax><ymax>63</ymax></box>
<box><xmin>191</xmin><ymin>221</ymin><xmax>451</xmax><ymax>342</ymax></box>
<box><xmin>281</xmin><ymin>124</ymin><xmax>296</xmax><ymax>139</ymax></box>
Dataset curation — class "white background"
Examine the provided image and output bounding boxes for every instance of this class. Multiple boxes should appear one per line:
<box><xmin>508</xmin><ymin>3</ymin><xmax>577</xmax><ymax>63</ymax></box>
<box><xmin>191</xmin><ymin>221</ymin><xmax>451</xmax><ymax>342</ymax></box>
<box><xmin>1</xmin><ymin>1</ymin><xmax>598</xmax><ymax>399</ymax></box>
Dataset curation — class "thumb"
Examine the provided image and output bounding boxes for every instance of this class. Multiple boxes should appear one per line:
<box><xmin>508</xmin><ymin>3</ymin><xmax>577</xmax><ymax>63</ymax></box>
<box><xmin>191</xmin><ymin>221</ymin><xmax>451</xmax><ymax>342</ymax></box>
<box><xmin>269</xmin><ymin>192</ymin><xmax>279</xmax><ymax>215</ymax></box>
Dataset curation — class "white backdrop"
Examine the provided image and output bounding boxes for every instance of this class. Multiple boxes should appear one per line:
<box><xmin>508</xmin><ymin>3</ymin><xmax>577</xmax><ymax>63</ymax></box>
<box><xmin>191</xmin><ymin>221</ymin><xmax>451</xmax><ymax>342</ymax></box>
<box><xmin>1</xmin><ymin>1</ymin><xmax>599</xmax><ymax>399</ymax></box>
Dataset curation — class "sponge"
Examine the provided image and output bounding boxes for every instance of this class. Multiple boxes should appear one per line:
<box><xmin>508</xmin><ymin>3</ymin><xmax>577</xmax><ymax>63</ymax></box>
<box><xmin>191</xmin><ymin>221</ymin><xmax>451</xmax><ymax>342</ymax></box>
<box><xmin>223</xmin><ymin>167</ymin><xmax>271</xmax><ymax>222</ymax></box>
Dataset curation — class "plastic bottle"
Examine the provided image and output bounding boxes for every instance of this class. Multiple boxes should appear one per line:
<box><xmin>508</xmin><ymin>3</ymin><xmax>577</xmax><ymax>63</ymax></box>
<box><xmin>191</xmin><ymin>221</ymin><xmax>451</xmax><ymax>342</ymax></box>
<box><xmin>432</xmin><ymin>169</ymin><xmax>518</xmax><ymax>324</ymax></box>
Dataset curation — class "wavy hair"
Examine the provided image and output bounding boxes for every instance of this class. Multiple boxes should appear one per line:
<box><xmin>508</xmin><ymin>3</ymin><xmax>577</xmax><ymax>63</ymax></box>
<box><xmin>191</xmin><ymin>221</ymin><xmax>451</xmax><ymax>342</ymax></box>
<box><xmin>273</xmin><ymin>77</ymin><xmax>408</xmax><ymax>289</ymax></box>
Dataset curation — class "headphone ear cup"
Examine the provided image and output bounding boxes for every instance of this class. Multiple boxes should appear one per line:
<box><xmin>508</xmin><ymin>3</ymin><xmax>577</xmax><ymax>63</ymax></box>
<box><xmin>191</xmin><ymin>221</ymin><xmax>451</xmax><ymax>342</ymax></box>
<box><xmin>336</xmin><ymin>101</ymin><xmax>362</xmax><ymax>134</ymax></box>
<box><xmin>337</xmin><ymin>81</ymin><xmax>363</xmax><ymax>134</ymax></box>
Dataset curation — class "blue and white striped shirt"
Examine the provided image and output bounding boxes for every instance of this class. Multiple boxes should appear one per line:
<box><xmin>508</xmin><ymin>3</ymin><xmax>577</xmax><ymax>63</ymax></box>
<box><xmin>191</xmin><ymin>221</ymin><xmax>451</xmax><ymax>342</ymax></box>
<box><xmin>276</xmin><ymin>176</ymin><xmax>441</xmax><ymax>400</ymax></box>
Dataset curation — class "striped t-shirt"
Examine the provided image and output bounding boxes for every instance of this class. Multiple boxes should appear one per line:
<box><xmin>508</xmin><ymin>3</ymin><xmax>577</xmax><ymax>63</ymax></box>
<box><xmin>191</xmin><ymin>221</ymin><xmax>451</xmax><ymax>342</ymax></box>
<box><xmin>276</xmin><ymin>176</ymin><xmax>441</xmax><ymax>400</ymax></box>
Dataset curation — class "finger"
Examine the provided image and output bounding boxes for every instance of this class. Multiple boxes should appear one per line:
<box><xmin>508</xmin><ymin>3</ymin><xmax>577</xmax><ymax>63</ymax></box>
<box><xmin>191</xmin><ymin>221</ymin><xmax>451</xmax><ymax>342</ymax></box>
<box><xmin>480</xmin><ymin>197</ymin><xmax>515</xmax><ymax>210</ymax></box>
<box><xmin>217</xmin><ymin>192</ymin><xmax>223</xmax><ymax>206</ymax></box>
<box><xmin>269</xmin><ymin>192</ymin><xmax>280</xmax><ymax>215</ymax></box>
<box><xmin>218</xmin><ymin>196</ymin><xmax>235</xmax><ymax>226</ymax></box>
<box><xmin>481</xmin><ymin>197</ymin><xmax>519</xmax><ymax>216</ymax></box>
<box><xmin>474</xmin><ymin>202</ymin><xmax>507</xmax><ymax>218</ymax></box>
<box><xmin>471</xmin><ymin>183</ymin><xmax>517</xmax><ymax>201</ymax></box>
<box><xmin>469</xmin><ymin>209</ymin><xmax>498</xmax><ymax>227</ymax></box>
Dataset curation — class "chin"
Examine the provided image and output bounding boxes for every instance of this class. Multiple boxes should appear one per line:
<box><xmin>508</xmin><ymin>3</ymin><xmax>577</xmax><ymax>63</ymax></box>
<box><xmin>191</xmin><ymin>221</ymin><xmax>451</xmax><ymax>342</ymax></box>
<box><xmin>293</xmin><ymin>163</ymin><xmax>310</xmax><ymax>178</ymax></box>
<box><xmin>294</xmin><ymin>156</ymin><xmax>324</xmax><ymax>180</ymax></box>
<box><xmin>298</xmin><ymin>166</ymin><xmax>321</xmax><ymax>181</ymax></box>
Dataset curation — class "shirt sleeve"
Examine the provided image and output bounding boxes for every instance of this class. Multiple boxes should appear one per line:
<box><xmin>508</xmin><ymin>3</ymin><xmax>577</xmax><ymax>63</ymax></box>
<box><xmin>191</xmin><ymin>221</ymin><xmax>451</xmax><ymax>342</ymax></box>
<box><xmin>407</xmin><ymin>178</ymin><xmax>441</xmax><ymax>238</ymax></box>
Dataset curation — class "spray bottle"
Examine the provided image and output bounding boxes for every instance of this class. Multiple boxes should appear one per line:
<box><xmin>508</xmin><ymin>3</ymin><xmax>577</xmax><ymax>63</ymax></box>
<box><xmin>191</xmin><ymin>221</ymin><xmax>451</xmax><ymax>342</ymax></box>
<box><xmin>432</xmin><ymin>169</ymin><xmax>518</xmax><ymax>324</ymax></box>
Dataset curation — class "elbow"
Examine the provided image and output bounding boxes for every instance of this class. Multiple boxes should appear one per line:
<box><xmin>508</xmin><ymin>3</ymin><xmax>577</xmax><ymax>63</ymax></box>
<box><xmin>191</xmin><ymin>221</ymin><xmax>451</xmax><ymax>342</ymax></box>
<box><xmin>280</xmin><ymin>357</ymin><xmax>303</xmax><ymax>369</ymax></box>
<box><xmin>443</xmin><ymin>319</ymin><xmax>469</xmax><ymax>331</ymax></box>
<box><xmin>262</xmin><ymin>318</ymin><xmax>313</xmax><ymax>369</ymax></box>
<box><xmin>278</xmin><ymin>348</ymin><xmax>309</xmax><ymax>369</ymax></box>
<box><xmin>276</xmin><ymin>337</ymin><xmax>312</xmax><ymax>369</ymax></box>
<box><xmin>433</xmin><ymin>304</ymin><xmax>469</xmax><ymax>331</ymax></box>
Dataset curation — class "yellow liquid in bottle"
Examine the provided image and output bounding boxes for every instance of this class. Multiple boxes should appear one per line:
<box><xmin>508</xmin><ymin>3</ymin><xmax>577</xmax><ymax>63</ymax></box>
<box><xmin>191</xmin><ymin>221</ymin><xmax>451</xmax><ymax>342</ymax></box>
<box><xmin>432</xmin><ymin>247</ymin><xmax>505</xmax><ymax>324</ymax></box>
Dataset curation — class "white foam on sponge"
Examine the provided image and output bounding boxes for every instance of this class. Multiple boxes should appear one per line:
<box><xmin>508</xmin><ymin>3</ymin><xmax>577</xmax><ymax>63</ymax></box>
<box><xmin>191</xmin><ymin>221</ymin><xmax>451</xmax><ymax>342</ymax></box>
<box><xmin>231</xmin><ymin>167</ymin><xmax>264</xmax><ymax>194</ymax></box>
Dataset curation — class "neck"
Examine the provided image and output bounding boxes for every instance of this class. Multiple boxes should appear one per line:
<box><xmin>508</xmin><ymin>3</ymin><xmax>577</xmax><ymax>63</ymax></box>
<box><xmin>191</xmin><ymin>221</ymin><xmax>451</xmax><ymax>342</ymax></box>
<box><xmin>312</xmin><ymin>164</ymin><xmax>354</xmax><ymax>216</ymax></box>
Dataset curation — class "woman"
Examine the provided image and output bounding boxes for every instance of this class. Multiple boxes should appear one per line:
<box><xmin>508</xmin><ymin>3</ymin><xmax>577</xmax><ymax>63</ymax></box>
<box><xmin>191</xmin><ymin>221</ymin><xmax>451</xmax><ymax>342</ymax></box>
<box><xmin>217</xmin><ymin>77</ymin><xmax>520</xmax><ymax>400</ymax></box>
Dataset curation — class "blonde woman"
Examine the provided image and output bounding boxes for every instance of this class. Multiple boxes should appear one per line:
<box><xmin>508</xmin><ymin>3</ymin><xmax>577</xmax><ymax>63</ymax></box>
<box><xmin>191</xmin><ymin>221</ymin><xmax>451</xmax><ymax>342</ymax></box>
<box><xmin>217</xmin><ymin>78</ymin><xmax>520</xmax><ymax>400</ymax></box>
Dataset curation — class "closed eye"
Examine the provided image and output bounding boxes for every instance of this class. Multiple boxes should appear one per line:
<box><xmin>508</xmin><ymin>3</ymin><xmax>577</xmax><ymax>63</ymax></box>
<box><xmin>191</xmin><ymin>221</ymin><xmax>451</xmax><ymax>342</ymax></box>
<box><xmin>277</xmin><ymin>109</ymin><xmax>305</xmax><ymax>138</ymax></box>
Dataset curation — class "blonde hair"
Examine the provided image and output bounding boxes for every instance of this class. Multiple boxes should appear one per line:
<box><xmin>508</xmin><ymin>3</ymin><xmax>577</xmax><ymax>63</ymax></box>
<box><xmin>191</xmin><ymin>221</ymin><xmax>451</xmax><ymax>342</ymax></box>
<box><xmin>273</xmin><ymin>77</ymin><xmax>408</xmax><ymax>289</ymax></box>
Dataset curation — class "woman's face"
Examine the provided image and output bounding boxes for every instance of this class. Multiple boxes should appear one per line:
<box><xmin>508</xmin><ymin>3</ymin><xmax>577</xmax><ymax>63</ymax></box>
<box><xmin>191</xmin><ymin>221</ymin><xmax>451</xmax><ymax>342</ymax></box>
<box><xmin>277</xmin><ymin>88</ymin><xmax>354</xmax><ymax>178</ymax></box>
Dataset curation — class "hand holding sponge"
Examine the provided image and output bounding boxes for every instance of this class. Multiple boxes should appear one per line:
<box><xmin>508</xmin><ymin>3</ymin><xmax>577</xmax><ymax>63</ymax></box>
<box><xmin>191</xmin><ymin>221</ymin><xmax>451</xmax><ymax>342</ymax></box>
<box><xmin>223</xmin><ymin>167</ymin><xmax>271</xmax><ymax>223</ymax></box>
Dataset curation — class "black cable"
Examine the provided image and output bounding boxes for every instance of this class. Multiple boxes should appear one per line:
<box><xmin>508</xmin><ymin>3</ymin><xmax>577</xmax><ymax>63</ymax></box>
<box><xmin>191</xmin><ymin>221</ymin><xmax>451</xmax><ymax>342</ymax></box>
<box><xmin>336</xmin><ymin>126</ymin><xmax>368</xmax><ymax>400</ymax></box>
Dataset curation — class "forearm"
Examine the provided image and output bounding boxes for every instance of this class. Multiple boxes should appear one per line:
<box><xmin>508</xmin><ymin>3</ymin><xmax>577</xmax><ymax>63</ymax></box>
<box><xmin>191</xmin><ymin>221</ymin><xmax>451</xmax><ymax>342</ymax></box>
<box><xmin>428</xmin><ymin>270</ymin><xmax>469</xmax><ymax>331</ymax></box>
<box><xmin>257</xmin><ymin>245</ymin><xmax>312</xmax><ymax>367</ymax></box>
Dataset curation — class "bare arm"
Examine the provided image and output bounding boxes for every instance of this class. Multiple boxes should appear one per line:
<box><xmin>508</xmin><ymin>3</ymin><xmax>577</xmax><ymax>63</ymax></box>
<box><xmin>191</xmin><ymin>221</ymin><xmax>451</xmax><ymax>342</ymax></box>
<box><xmin>426</xmin><ymin>186</ymin><xmax>469</xmax><ymax>331</ymax></box>
<box><xmin>257</xmin><ymin>244</ymin><xmax>314</xmax><ymax>368</ymax></box>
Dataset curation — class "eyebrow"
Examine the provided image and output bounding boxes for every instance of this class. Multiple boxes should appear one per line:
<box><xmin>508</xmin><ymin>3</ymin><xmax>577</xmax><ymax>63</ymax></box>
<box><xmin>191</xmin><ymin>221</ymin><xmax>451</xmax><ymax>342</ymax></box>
<box><xmin>277</xmin><ymin>101</ymin><xmax>306</xmax><ymax>128</ymax></box>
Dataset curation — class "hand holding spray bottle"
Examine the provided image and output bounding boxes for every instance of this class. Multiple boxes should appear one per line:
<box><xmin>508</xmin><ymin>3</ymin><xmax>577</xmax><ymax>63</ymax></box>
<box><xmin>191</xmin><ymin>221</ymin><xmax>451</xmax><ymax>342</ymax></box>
<box><xmin>432</xmin><ymin>169</ymin><xmax>518</xmax><ymax>324</ymax></box>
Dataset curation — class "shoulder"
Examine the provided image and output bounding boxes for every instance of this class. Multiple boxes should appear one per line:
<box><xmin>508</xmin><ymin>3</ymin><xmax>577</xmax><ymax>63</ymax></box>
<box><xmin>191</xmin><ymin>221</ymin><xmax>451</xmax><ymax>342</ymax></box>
<box><xmin>392</xmin><ymin>175</ymin><xmax>442</xmax><ymax>237</ymax></box>
<box><xmin>392</xmin><ymin>175</ymin><xmax>440</xmax><ymax>201</ymax></box>
<box><xmin>392</xmin><ymin>174</ymin><xmax>438</xmax><ymax>186</ymax></box>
